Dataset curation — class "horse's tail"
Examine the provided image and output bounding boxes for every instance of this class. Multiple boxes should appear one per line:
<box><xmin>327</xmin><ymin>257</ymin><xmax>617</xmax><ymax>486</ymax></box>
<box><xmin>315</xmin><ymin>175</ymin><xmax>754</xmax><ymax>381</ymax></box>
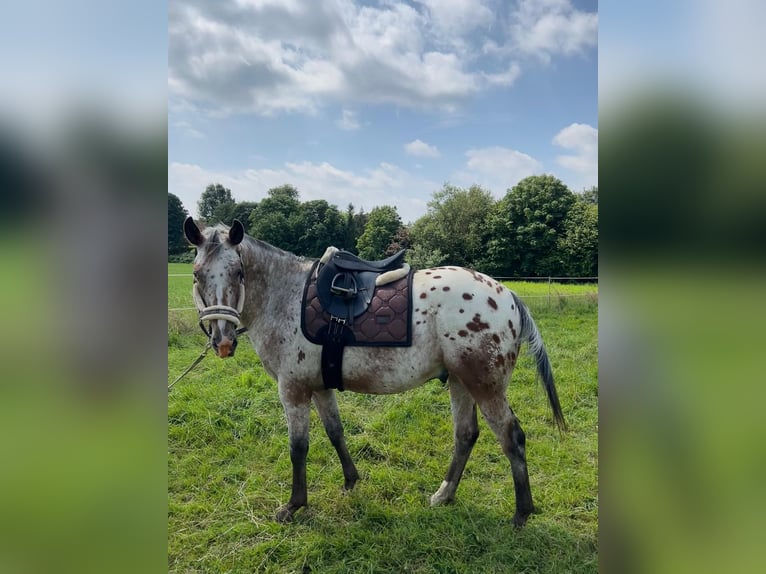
<box><xmin>512</xmin><ymin>293</ymin><xmax>567</xmax><ymax>432</ymax></box>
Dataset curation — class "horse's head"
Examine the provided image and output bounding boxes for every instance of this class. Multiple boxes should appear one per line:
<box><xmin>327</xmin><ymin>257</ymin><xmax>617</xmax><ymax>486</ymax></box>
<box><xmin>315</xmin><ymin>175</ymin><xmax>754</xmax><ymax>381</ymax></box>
<box><xmin>183</xmin><ymin>217</ymin><xmax>246</xmax><ymax>358</ymax></box>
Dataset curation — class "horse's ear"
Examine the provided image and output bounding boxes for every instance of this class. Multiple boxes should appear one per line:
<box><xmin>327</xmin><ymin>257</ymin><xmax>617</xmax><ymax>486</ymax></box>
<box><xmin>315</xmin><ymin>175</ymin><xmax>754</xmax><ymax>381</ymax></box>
<box><xmin>229</xmin><ymin>219</ymin><xmax>245</xmax><ymax>246</ymax></box>
<box><xmin>184</xmin><ymin>216</ymin><xmax>204</xmax><ymax>247</ymax></box>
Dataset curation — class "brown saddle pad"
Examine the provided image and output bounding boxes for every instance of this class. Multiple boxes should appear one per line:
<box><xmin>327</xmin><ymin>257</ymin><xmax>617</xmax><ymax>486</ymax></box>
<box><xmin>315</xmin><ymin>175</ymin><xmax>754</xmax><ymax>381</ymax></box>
<box><xmin>301</xmin><ymin>261</ymin><xmax>413</xmax><ymax>347</ymax></box>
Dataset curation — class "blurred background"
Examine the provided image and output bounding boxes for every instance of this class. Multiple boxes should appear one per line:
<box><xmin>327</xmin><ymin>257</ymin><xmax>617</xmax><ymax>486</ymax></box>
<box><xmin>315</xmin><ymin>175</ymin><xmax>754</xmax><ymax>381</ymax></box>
<box><xmin>0</xmin><ymin>1</ymin><xmax>166</xmax><ymax>573</ymax></box>
<box><xmin>599</xmin><ymin>1</ymin><xmax>766</xmax><ymax>572</ymax></box>
<box><xmin>1</xmin><ymin>0</ymin><xmax>765</xmax><ymax>572</ymax></box>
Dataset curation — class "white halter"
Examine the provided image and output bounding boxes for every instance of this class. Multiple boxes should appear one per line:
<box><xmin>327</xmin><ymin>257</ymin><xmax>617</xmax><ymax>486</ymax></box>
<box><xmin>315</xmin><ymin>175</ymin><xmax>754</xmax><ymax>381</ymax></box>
<box><xmin>193</xmin><ymin>259</ymin><xmax>246</xmax><ymax>328</ymax></box>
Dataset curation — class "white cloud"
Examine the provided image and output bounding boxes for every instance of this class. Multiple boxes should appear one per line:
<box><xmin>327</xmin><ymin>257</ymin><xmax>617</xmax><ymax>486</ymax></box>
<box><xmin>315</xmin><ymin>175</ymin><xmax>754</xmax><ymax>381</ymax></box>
<box><xmin>552</xmin><ymin>122</ymin><xmax>598</xmax><ymax>188</ymax></box>
<box><xmin>336</xmin><ymin>109</ymin><xmax>360</xmax><ymax>130</ymax></box>
<box><xmin>510</xmin><ymin>0</ymin><xmax>598</xmax><ymax>62</ymax></box>
<box><xmin>172</xmin><ymin>120</ymin><xmax>204</xmax><ymax>139</ymax></box>
<box><xmin>168</xmin><ymin>0</ymin><xmax>535</xmax><ymax>117</ymax></box>
<box><xmin>404</xmin><ymin>139</ymin><xmax>440</xmax><ymax>158</ymax></box>
<box><xmin>169</xmin><ymin>160</ymin><xmax>438</xmax><ymax>224</ymax></box>
<box><xmin>482</xmin><ymin>62</ymin><xmax>522</xmax><ymax>87</ymax></box>
<box><xmin>453</xmin><ymin>146</ymin><xmax>543</xmax><ymax>195</ymax></box>
<box><xmin>414</xmin><ymin>0</ymin><xmax>493</xmax><ymax>36</ymax></box>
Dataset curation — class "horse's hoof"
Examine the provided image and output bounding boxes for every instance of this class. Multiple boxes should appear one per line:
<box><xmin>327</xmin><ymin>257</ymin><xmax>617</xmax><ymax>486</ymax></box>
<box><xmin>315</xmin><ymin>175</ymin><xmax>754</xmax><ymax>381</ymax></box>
<box><xmin>512</xmin><ymin>511</ymin><xmax>530</xmax><ymax>528</ymax></box>
<box><xmin>343</xmin><ymin>475</ymin><xmax>359</xmax><ymax>491</ymax></box>
<box><xmin>276</xmin><ymin>505</ymin><xmax>296</xmax><ymax>523</ymax></box>
<box><xmin>430</xmin><ymin>481</ymin><xmax>455</xmax><ymax>506</ymax></box>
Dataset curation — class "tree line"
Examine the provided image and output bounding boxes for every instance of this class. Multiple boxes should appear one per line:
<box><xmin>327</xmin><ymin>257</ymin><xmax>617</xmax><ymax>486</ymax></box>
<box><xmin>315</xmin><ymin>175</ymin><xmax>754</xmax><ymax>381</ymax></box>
<box><xmin>168</xmin><ymin>175</ymin><xmax>597</xmax><ymax>277</ymax></box>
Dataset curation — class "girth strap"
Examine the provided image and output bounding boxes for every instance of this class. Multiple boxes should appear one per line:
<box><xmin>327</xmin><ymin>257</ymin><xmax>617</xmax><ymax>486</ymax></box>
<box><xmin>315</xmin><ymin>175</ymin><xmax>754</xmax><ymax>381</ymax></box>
<box><xmin>320</xmin><ymin>317</ymin><xmax>354</xmax><ymax>391</ymax></box>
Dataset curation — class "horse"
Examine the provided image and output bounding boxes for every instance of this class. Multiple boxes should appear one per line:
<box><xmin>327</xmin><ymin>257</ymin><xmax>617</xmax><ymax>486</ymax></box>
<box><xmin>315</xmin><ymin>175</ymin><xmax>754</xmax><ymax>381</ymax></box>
<box><xmin>183</xmin><ymin>217</ymin><xmax>566</xmax><ymax>527</ymax></box>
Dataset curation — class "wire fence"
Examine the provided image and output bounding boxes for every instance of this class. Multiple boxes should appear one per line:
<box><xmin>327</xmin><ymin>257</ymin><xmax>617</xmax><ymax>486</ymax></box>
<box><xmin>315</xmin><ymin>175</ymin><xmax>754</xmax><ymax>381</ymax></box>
<box><xmin>169</xmin><ymin>273</ymin><xmax>597</xmax><ymax>312</ymax></box>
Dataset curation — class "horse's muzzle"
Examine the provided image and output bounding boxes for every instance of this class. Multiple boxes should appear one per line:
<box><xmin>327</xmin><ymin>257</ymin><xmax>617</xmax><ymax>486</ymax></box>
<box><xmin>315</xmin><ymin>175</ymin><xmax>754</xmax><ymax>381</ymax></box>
<box><xmin>213</xmin><ymin>335</ymin><xmax>238</xmax><ymax>358</ymax></box>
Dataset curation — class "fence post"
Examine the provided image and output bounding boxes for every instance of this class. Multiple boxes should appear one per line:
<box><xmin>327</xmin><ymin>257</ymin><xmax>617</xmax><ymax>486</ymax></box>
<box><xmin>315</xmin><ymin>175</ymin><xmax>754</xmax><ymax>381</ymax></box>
<box><xmin>548</xmin><ymin>276</ymin><xmax>552</xmax><ymax>307</ymax></box>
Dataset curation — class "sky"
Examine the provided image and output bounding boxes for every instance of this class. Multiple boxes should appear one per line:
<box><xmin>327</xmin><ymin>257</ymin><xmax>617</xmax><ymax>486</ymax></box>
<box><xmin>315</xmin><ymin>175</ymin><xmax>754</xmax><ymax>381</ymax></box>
<box><xmin>168</xmin><ymin>0</ymin><xmax>598</xmax><ymax>224</ymax></box>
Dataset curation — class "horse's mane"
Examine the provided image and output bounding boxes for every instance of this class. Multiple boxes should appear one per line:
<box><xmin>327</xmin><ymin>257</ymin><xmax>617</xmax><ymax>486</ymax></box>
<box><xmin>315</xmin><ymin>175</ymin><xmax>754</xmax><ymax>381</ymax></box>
<box><xmin>202</xmin><ymin>222</ymin><xmax>308</xmax><ymax>263</ymax></box>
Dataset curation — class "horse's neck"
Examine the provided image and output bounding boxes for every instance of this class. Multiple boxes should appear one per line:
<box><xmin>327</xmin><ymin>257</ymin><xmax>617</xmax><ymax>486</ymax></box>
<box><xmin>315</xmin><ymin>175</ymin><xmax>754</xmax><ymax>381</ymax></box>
<box><xmin>240</xmin><ymin>237</ymin><xmax>310</xmax><ymax>325</ymax></box>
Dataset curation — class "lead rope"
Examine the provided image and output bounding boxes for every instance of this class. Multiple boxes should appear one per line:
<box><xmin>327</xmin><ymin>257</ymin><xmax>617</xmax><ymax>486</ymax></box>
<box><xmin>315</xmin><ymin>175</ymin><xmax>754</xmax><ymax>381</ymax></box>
<box><xmin>168</xmin><ymin>325</ymin><xmax>248</xmax><ymax>392</ymax></box>
<box><xmin>170</xmin><ymin>260</ymin><xmax>248</xmax><ymax>392</ymax></box>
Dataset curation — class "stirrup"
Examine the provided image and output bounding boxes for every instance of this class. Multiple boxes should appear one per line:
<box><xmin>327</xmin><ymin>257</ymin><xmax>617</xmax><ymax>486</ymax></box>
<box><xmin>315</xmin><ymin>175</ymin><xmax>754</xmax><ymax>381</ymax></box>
<box><xmin>330</xmin><ymin>273</ymin><xmax>357</xmax><ymax>299</ymax></box>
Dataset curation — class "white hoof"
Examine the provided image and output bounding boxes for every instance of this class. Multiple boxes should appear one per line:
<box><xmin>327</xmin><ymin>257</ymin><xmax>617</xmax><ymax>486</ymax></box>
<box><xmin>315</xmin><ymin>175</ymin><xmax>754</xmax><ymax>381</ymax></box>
<box><xmin>430</xmin><ymin>481</ymin><xmax>454</xmax><ymax>506</ymax></box>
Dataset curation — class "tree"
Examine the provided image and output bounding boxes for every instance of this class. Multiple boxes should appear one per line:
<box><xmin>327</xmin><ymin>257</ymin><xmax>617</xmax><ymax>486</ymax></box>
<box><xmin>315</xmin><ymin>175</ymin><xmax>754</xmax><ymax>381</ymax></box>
<box><xmin>386</xmin><ymin>226</ymin><xmax>411</xmax><ymax>256</ymax></box>
<box><xmin>558</xmin><ymin>200</ymin><xmax>598</xmax><ymax>277</ymax></box>
<box><xmin>197</xmin><ymin>183</ymin><xmax>235</xmax><ymax>224</ymax></box>
<box><xmin>230</xmin><ymin>201</ymin><xmax>258</xmax><ymax>227</ymax></box>
<box><xmin>488</xmin><ymin>175</ymin><xmax>577</xmax><ymax>277</ymax></box>
<box><xmin>356</xmin><ymin>205</ymin><xmax>402</xmax><ymax>260</ymax></box>
<box><xmin>294</xmin><ymin>199</ymin><xmax>346</xmax><ymax>257</ymax></box>
<box><xmin>248</xmin><ymin>185</ymin><xmax>302</xmax><ymax>252</ymax></box>
<box><xmin>406</xmin><ymin>244</ymin><xmax>446</xmax><ymax>270</ymax></box>
<box><xmin>409</xmin><ymin>184</ymin><xmax>495</xmax><ymax>269</ymax></box>
<box><xmin>580</xmin><ymin>186</ymin><xmax>598</xmax><ymax>205</ymax></box>
<box><xmin>342</xmin><ymin>204</ymin><xmax>368</xmax><ymax>253</ymax></box>
<box><xmin>168</xmin><ymin>193</ymin><xmax>189</xmax><ymax>256</ymax></box>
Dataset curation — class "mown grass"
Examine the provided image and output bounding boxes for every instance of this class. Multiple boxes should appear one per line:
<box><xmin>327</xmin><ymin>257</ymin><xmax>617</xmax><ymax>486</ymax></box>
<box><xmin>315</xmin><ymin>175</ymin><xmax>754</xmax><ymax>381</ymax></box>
<box><xmin>168</xmin><ymin>264</ymin><xmax>598</xmax><ymax>573</ymax></box>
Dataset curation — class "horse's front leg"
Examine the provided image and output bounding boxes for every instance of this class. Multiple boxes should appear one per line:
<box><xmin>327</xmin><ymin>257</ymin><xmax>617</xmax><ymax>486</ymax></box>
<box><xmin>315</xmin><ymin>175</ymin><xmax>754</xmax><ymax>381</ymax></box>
<box><xmin>276</xmin><ymin>384</ymin><xmax>311</xmax><ymax>522</ymax></box>
<box><xmin>313</xmin><ymin>389</ymin><xmax>359</xmax><ymax>491</ymax></box>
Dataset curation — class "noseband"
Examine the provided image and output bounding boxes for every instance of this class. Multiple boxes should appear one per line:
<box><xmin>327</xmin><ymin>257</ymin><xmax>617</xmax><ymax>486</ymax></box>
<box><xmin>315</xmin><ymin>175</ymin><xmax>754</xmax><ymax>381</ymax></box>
<box><xmin>193</xmin><ymin>256</ymin><xmax>247</xmax><ymax>337</ymax></box>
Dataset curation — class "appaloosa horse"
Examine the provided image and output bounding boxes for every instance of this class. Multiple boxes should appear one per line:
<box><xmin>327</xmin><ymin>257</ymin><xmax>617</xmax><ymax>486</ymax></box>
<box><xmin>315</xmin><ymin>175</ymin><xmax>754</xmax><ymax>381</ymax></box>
<box><xmin>183</xmin><ymin>217</ymin><xmax>566</xmax><ymax>527</ymax></box>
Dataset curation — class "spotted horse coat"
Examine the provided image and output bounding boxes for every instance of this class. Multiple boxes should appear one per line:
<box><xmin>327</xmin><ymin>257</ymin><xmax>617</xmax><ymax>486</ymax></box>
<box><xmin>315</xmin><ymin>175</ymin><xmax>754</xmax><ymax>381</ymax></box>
<box><xmin>183</xmin><ymin>219</ymin><xmax>566</xmax><ymax>528</ymax></box>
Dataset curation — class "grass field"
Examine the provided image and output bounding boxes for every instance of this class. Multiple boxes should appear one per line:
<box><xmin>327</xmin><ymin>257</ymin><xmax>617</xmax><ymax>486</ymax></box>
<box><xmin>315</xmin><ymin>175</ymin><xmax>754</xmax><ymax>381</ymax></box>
<box><xmin>168</xmin><ymin>264</ymin><xmax>598</xmax><ymax>573</ymax></box>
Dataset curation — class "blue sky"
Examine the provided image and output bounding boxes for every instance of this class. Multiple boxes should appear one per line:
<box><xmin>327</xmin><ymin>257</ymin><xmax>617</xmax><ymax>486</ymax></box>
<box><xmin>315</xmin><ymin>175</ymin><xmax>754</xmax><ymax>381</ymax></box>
<box><xmin>169</xmin><ymin>0</ymin><xmax>598</xmax><ymax>223</ymax></box>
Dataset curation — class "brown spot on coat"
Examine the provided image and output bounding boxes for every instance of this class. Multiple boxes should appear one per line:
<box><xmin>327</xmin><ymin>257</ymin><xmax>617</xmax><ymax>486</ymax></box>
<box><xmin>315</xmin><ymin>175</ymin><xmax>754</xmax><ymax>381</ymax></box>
<box><xmin>443</xmin><ymin>286</ymin><xmax>450</xmax><ymax>291</ymax></box>
<box><xmin>430</xmin><ymin>286</ymin><xmax>436</xmax><ymax>291</ymax></box>
<box><xmin>420</xmin><ymin>292</ymin><xmax>427</xmax><ymax>299</ymax></box>
<box><xmin>459</xmin><ymin>309</ymin><xmax>464</xmax><ymax>313</ymax></box>
<box><xmin>495</xmin><ymin>354</ymin><xmax>505</xmax><ymax>367</ymax></box>
<box><xmin>487</xmin><ymin>297</ymin><xmax>498</xmax><ymax>310</ymax></box>
<box><xmin>492</xmin><ymin>334</ymin><xmax>500</xmax><ymax>344</ymax></box>
<box><xmin>297</xmin><ymin>350</ymin><xmax>306</xmax><ymax>363</ymax></box>
<box><xmin>462</xmin><ymin>293</ymin><xmax>473</xmax><ymax>300</ymax></box>
<box><xmin>458</xmin><ymin>330</ymin><xmax>469</xmax><ymax>337</ymax></box>
<box><xmin>433</xmin><ymin>275</ymin><xmax>442</xmax><ymax>279</ymax></box>
<box><xmin>466</xmin><ymin>314</ymin><xmax>490</xmax><ymax>332</ymax></box>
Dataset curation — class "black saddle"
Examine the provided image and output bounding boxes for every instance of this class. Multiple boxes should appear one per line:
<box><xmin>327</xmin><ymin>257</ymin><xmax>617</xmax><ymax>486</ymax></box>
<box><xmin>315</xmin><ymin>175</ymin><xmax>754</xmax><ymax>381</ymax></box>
<box><xmin>312</xmin><ymin>248</ymin><xmax>408</xmax><ymax>391</ymax></box>
<box><xmin>316</xmin><ymin>249</ymin><xmax>407</xmax><ymax>321</ymax></box>
<box><xmin>330</xmin><ymin>249</ymin><xmax>406</xmax><ymax>273</ymax></box>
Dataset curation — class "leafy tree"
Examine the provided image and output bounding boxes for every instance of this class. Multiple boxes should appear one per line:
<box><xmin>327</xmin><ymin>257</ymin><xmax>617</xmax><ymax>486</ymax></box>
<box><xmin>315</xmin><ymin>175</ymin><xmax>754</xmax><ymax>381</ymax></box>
<box><xmin>386</xmin><ymin>226</ymin><xmax>411</xmax><ymax>256</ymax></box>
<box><xmin>248</xmin><ymin>185</ymin><xmax>302</xmax><ymax>252</ymax></box>
<box><xmin>229</xmin><ymin>201</ymin><xmax>258</xmax><ymax>227</ymax></box>
<box><xmin>558</xmin><ymin>200</ymin><xmax>598</xmax><ymax>277</ymax></box>
<box><xmin>356</xmin><ymin>205</ymin><xmax>402</xmax><ymax>260</ymax></box>
<box><xmin>197</xmin><ymin>183</ymin><xmax>235</xmax><ymax>224</ymax></box>
<box><xmin>488</xmin><ymin>175</ymin><xmax>576</xmax><ymax>277</ymax></box>
<box><xmin>580</xmin><ymin>186</ymin><xmax>598</xmax><ymax>205</ymax></box>
<box><xmin>294</xmin><ymin>199</ymin><xmax>346</xmax><ymax>257</ymax></box>
<box><xmin>342</xmin><ymin>204</ymin><xmax>368</xmax><ymax>253</ymax></box>
<box><xmin>406</xmin><ymin>244</ymin><xmax>446</xmax><ymax>270</ymax></box>
<box><xmin>168</xmin><ymin>193</ymin><xmax>189</xmax><ymax>256</ymax></box>
<box><xmin>409</xmin><ymin>184</ymin><xmax>495</xmax><ymax>269</ymax></box>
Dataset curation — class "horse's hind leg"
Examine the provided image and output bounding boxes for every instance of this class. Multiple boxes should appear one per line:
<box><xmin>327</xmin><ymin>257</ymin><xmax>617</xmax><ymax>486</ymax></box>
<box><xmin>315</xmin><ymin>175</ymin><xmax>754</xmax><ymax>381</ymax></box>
<box><xmin>431</xmin><ymin>377</ymin><xmax>480</xmax><ymax>506</ymax></box>
<box><xmin>276</xmin><ymin>384</ymin><xmax>311</xmax><ymax>523</ymax></box>
<box><xmin>313</xmin><ymin>389</ymin><xmax>360</xmax><ymax>491</ymax></box>
<box><xmin>474</xmin><ymin>392</ymin><xmax>534</xmax><ymax>527</ymax></box>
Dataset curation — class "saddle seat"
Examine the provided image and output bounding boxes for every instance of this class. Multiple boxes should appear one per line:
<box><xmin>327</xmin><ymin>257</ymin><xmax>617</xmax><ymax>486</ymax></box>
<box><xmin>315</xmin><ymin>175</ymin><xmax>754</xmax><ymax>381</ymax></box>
<box><xmin>316</xmin><ymin>247</ymin><xmax>409</xmax><ymax>321</ymax></box>
<box><xmin>328</xmin><ymin>248</ymin><xmax>407</xmax><ymax>273</ymax></box>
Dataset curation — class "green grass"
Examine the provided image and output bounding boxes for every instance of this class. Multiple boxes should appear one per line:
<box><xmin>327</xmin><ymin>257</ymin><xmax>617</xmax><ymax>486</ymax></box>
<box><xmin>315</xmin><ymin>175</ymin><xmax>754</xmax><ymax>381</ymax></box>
<box><xmin>168</xmin><ymin>264</ymin><xmax>598</xmax><ymax>573</ymax></box>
